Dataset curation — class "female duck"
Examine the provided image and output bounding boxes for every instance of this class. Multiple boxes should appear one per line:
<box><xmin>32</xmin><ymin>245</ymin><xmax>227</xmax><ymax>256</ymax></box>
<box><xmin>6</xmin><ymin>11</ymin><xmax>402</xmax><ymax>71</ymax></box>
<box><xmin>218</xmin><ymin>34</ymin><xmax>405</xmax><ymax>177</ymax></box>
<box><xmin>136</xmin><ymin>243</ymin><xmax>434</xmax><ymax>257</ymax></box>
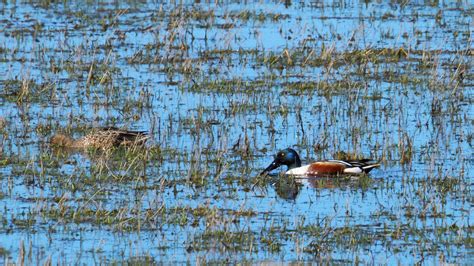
<box><xmin>260</xmin><ymin>148</ymin><xmax>380</xmax><ymax>176</ymax></box>
<box><xmin>50</xmin><ymin>127</ymin><xmax>149</xmax><ymax>150</ymax></box>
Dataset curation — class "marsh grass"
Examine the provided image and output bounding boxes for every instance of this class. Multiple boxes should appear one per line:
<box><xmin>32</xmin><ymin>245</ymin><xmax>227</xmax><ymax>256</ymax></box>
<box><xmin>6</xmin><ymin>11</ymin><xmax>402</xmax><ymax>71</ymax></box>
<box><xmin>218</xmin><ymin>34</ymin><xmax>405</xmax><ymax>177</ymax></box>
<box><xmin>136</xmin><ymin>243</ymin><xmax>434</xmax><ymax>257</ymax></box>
<box><xmin>0</xmin><ymin>0</ymin><xmax>471</xmax><ymax>264</ymax></box>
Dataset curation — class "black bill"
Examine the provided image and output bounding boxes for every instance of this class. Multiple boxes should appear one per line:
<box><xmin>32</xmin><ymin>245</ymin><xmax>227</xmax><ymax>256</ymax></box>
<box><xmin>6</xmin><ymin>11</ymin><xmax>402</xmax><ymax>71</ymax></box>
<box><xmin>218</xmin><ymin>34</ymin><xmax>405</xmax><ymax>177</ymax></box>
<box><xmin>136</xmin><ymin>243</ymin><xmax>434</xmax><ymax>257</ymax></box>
<box><xmin>260</xmin><ymin>160</ymin><xmax>281</xmax><ymax>176</ymax></box>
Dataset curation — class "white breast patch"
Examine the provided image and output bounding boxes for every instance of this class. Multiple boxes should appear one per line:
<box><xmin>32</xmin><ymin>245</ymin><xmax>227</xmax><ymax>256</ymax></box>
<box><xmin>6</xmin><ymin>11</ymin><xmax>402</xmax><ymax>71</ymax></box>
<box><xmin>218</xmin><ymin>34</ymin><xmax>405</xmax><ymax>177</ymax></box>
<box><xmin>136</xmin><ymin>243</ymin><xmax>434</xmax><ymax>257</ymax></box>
<box><xmin>286</xmin><ymin>165</ymin><xmax>311</xmax><ymax>176</ymax></box>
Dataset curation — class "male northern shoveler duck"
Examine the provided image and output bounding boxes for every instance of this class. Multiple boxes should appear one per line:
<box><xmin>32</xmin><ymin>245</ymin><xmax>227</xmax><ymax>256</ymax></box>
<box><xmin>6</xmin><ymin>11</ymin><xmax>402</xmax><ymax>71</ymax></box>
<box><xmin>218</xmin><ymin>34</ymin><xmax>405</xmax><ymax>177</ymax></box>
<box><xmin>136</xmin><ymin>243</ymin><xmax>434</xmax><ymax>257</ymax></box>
<box><xmin>260</xmin><ymin>148</ymin><xmax>380</xmax><ymax>176</ymax></box>
<box><xmin>50</xmin><ymin>127</ymin><xmax>149</xmax><ymax>150</ymax></box>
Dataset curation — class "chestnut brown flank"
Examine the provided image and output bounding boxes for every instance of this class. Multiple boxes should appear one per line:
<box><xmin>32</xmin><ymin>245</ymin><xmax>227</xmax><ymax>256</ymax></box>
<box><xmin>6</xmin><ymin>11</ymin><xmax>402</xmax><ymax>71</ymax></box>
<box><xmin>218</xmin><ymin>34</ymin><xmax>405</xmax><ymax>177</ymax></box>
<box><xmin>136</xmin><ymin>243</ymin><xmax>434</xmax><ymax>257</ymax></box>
<box><xmin>307</xmin><ymin>162</ymin><xmax>346</xmax><ymax>175</ymax></box>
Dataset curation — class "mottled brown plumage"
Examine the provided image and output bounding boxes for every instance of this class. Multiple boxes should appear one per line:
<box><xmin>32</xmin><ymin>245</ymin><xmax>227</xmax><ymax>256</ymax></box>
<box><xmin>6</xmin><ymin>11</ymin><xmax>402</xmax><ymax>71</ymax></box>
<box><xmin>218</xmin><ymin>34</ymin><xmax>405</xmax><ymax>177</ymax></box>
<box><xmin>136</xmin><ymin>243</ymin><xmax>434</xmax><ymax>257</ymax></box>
<box><xmin>50</xmin><ymin>128</ymin><xmax>149</xmax><ymax>150</ymax></box>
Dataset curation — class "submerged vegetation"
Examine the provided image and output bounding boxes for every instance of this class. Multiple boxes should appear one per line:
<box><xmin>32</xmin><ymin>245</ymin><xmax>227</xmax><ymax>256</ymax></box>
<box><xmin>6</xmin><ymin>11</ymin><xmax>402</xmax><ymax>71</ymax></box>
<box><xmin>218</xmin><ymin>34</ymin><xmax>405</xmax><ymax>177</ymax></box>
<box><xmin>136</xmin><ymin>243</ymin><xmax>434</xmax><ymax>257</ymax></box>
<box><xmin>0</xmin><ymin>0</ymin><xmax>472</xmax><ymax>264</ymax></box>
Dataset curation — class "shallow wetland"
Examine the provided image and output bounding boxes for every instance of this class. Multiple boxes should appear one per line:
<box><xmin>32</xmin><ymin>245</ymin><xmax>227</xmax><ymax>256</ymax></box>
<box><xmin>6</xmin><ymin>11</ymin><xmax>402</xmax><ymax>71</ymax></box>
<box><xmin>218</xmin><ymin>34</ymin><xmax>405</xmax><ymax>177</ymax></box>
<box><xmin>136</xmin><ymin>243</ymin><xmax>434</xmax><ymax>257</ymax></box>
<box><xmin>0</xmin><ymin>0</ymin><xmax>472</xmax><ymax>264</ymax></box>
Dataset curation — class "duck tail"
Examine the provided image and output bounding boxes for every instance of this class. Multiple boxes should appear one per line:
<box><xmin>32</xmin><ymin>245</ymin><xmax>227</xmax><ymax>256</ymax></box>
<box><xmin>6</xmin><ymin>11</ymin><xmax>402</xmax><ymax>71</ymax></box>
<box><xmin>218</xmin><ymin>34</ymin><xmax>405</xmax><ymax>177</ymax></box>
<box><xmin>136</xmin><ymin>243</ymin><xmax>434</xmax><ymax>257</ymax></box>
<box><xmin>343</xmin><ymin>159</ymin><xmax>380</xmax><ymax>173</ymax></box>
<box><xmin>99</xmin><ymin>127</ymin><xmax>150</xmax><ymax>145</ymax></box>
<box><xmin>118</xmin><ymin>130</ymin><xmax>149</xmax><ymax>144</ymax></box>
<box><xmin>361</xmin><ymin>163</ymin><xmax>381</xmax><ymax>173</ymax></box>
